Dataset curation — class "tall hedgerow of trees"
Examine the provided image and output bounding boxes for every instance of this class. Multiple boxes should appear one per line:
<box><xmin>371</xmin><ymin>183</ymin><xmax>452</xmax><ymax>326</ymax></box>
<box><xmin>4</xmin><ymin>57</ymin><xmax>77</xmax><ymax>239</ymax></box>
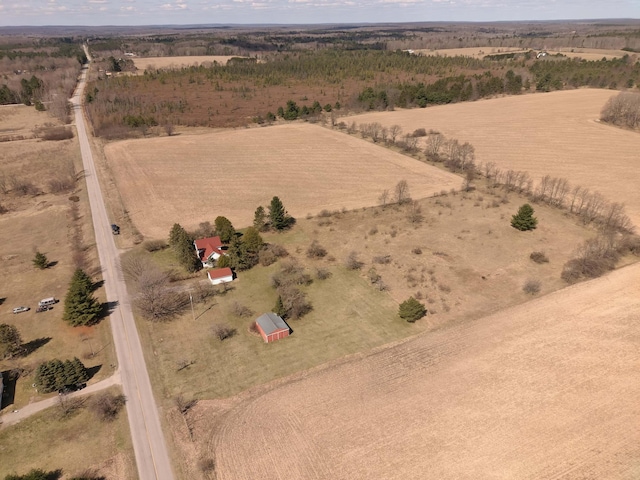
<box><xmin>63</xmin><ymin>269</ymin><xmax>102</xmax><ymax>326</ymax></box>
<box><xmin>34</xmin><ymin>357</ymin><xmax>89</xmax><ymax>393</ymax></box>
<box><xmin>168</xmin><ymin>223</ymin><xmax>201</xmax><ymax>273</ymax></box>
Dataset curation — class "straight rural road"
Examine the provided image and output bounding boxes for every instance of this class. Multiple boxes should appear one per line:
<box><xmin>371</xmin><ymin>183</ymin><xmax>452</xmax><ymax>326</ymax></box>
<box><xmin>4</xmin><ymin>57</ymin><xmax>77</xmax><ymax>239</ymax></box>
<box><xmin>72</xmin><ymin>53</ymin><xmax>175</xmax><ymax>480</ymax></box>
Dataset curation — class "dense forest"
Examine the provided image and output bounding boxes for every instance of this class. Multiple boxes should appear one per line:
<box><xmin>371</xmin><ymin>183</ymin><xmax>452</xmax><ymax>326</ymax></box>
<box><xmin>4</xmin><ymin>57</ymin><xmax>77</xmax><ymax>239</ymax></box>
<box><xmin>0</xmin><ymin>39</ymin><xmax>86</xmax><ymax>121</ymax></box>
<box><xmin>84</xmin><ymin>48</ymin><xmax>640</xmax><ymax>137</ymax></box>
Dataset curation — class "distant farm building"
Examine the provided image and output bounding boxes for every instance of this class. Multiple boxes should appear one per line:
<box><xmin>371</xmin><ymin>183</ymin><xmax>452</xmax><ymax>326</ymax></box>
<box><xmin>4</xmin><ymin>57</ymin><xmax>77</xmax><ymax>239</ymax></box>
<box><xmin>207</xmin><ymin>267</ymin><xmax>233</xmax><ymax>286</ymax></box>
<box><xmin>194</xmin><ymin>236</ymin><xmax>226</xmax><ymax>267</ymax></box>
<box><xmin>255</xmin><ymin>312</ymin><xmax>290</xmax><ymax>343</ymax></box>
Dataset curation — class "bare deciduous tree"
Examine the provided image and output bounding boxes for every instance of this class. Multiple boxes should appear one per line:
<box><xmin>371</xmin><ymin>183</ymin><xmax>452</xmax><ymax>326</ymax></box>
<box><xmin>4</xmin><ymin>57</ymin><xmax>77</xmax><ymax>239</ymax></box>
<box><xmin>394</xmin><ymin>180</ymin><xmax>410</xmax><ymax>205</ymax></box>
<box><xmin>425</xmin><ymin>133</ymin><xmax>445</xmax><ymax>159</ymax></box>
<box><xmin>389</xmin><ymin>124</ymin><xmax>402</xmax><ymax>143</ymax></box>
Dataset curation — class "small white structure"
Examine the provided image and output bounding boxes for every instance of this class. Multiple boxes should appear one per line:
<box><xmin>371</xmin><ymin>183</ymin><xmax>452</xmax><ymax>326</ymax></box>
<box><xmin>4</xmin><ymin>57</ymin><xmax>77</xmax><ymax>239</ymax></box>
<box><xmin>207</xmin><ymin>267</ymin><xmax>233</xmax><ymax>285</ymax></box>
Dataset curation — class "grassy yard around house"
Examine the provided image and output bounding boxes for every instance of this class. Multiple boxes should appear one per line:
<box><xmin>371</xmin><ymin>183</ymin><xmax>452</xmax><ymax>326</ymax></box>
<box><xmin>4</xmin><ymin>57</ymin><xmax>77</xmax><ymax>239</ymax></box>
<box><xmin>139</xmin><ymin>256</ymin><xmax>410</xmax><ymax>402</ymax></box>
<box><xmin>0</xmin><ymin>386</ymin><xmax>135</xmax><ymax>479</ymax></box>
<box><xmin>133</xmin><ymin>179</ymin><xmax>618</xmax><ymax>405</ymax></box>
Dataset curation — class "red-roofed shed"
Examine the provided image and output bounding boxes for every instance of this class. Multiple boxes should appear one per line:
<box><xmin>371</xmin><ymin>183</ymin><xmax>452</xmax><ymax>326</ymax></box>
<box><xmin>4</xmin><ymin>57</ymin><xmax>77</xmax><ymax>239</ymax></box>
<box><xmin>207</xmin><ymin>267</ymin><xmax>233</xmax><ymax>285</ymax></box>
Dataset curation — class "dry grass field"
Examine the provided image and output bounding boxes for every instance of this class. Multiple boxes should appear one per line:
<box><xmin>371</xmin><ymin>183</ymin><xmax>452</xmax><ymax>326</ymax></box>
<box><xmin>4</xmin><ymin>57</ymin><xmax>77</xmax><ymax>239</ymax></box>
<box><xmin>0</xmin><ymin>386</ymin><xmax>134</xmax><ymax>479</ymax></box>
<box><xmin>351</xmin><ymin>89</ymin><xmax>640</xmax><ymax>226</ymax></box>
<box><xmin>199</xmin><ymin>262</ymin><xmax>640</xmax><ymax>479</ymax></box>
<box><xmin>103</xmin><ymin>123</ymin><xmax>461</xmax><ymax>238</ymax></box>
<box><xmin>136</xmin><ymin>185</ymin><xmax>595</xmax><ymax>404</ymax></box>
<box><xmin>155</xmin><ymin>89</ymin><xmax>640</xmax><ymax>478</ymax></box>
<box><xmin>0</xmin><ymin>105</ymin><xmax>116</xmax><ymax>409</ymax></box>
<box><xmin>414</xmin><ymin>46</ymin><xmax>628</xmax><ymax>60</ymax></box>
<box><xmin>131</xmin><ymin>55</ymin><xmax>244</xmax><ymax>73</ymax></box>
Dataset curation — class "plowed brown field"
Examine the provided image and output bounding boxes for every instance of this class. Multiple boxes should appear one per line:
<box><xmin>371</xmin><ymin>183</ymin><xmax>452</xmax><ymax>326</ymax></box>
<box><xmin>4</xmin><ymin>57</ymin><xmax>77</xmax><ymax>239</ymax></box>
<box><xmin>206</xmin><ymin>263</ymin><xmax>640</xmax><ymax>479</ymax></box>
<box><xmin>351</xmin><ymin>89</ymin><xmax>640</xmax><ymax>226</ymax></box>
<box><xmin>193</xmin><ymin>89</ymin><xmax>640</xmax><ymax>479</ymax></box>
<box><xmin>103</xmin><ymin>124</ymin><xmax>461</xmax><ymax>237</ymax></box>
<box><xmin>131</xmin><ymin>55</ymin><xmax>243</xmax><ymax>72</ymax></box>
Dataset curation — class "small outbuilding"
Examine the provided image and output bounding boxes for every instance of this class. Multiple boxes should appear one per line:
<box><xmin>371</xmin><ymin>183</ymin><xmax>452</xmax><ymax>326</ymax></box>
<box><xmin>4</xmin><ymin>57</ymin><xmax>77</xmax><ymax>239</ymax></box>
<box><xmin>207</xmin><ymin>267</ymin><xmax>233</xmax><ymax>285</ymax></box>
<box><xmin>255</xmin><ymin>312</ymin><xmax>290</xmax><ymax>343</ymax></box>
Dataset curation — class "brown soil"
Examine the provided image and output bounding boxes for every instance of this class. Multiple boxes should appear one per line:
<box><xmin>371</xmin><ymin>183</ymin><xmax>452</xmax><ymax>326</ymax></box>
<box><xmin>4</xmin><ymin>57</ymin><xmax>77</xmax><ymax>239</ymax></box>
<box><xmin>103</xmin><ymin>123</ymin><xmax>461</xmax><ymax>239</ymax></box>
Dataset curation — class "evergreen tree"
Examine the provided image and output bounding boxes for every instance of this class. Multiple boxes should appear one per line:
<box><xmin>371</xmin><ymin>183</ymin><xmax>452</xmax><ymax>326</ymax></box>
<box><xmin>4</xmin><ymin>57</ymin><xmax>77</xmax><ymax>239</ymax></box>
<box><xmin>0</xmin><ymin>323</ymin><xmax>23</xmax><ymax>358</ymax></box>
<box><xmin>274</xmin><ymin>295</ymin><xmax>286</xmax><ymax>318</ymax></box>
<box><xmin>34</xmin><ymin>357</ymin><xmax>88</xmax><ymax>393</ymax></box>
<box><xmin>243</xmin><ymin>227</ymin><xmax>264</xmax><ymax>255</ymax></box>
<box><xmin>398</xmin><ymin>297</ymin><xmax>427</xmax><ymax>323</ymax></box>
<box><xmin>253</xmin><ymin>206</ymin><xmax>267</xmax><ymax>231</ymax></box>
<box><xmin>269</xmin><ymin>196</ymin><xmax>292</xmax><ymax>230</ymax></box>
<box><xmin>32</xmin><ymin>251</ymin><xmax>48</xmax><ymax>269</ymax></box>
<box><xmin>214</xmin><ymin>216</ymin><xmax>236</xmax><ymax>243</ymax></box>
<box><xmin>169</xmin><ymin>223</ymin><xmax>188</xmax><ymax>247</ymax></box>
<box><xmin>170</xmin><ymin>224</ymin><xmax>201</xmax><ymax>273</ymax></box>
<box><xmin>227</xmin><ymin>236</ymin><xmax>250</xmax><ymax>271</ymax></box>
<box><xmin>63</xmin><ymin>269</ymin><xmax>102</xmax><ymax>326</ymax></box>
<box><xmin>511</xmin><ymin>203</ymin><xmax>538</xmax><ymax>231</ymax></box>
<box><xmin>217</xmin><ymin>255</ymin><xmax>231</xmax><ymax>268</ymax></box>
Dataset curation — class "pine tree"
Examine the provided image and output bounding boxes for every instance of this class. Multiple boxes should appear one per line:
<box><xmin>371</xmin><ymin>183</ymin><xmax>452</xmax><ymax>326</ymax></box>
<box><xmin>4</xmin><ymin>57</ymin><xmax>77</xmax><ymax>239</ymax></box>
<box><xmin>243</xmin><ymin>227</ymin><xmax>264</xmax><ymax>256</ymax></box>
<box><xmin>32</xmin><ymin>251</ymin><xmax>48</xmax><ymax>269</ymax></box>
<box><xmin>227</xmin><ymin>236</ymin><xmax>249</xmax><ymax>270</ymax></box>
<box><xmin>214</xmin><ymin>216</ymin><xmax>236</xmax><ymax>243</ymax></box>
<box><xmin>511</xmin><ymin>203</ymin><xmax>538</xmax><ymax>231</ymax></box>
<box><xmin>0</xmin><ymin>323</ymin><xmax>23</xmax><ymax>358</ymax></box>
<box><xmin>269</xmin><ymin>196</ymin><xmax>291</xmax><ymax>230</ymax></box>
<box><xmin>63</xmin><ymin>269</ymin><xmax>102</xmax><ymax>326</ymax></box>
<box><xmin>217</xmin><ymin>255</ymin><xmax>231</xmax><ymax>268</ymax></box>
<box><xmin>253</xmin><ymin>206</ymin><xmax>267</xmax><ymax>231</ymax></box>
<box><xmin>274</xmin><ymin>295</ymin><xmax>286</xmax><ymax>318</ymax></box>
<box><xmin>169</xmin><ymin>223</ymin><xmax>188</xmax><ymax>247</ymax></box>
<box><xmin>398</xmin><ymin>297</ymin><xmax>427</xmax><ymax>323</ymax></box>
<box><xmin>169</xmin><ymin>224</ymin><xmax>201</xmax><ymax>273</ymax></box>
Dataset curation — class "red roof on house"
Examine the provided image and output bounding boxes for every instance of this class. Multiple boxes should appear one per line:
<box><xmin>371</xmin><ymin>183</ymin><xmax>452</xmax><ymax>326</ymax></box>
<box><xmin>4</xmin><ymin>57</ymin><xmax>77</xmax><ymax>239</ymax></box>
<box><xmin>194</xmin><ymin>236</ymin><xmax>224</xmax><ymax>261</ymax></box>
<box><xmin>207</xmin><ymin>267</ymin><xmax>233</xmax><ymax>280</ymax></box>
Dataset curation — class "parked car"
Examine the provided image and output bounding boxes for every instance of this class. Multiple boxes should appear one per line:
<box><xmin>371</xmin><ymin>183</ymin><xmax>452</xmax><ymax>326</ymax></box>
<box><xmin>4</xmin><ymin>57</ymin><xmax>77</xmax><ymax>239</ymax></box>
<box><xmin>13</xmin><ymin>306</ymin><xmax>30</xmax><ymax>314</ymax></box>
<box><xmin>36</xmin><ymin>305</ymin><xmax>52</xmax><ymax>313</ymax></box>
<box><xmin>111</xmin><ymin>224</ymin><xmax>120</xmax><ymax>235</ymax></box>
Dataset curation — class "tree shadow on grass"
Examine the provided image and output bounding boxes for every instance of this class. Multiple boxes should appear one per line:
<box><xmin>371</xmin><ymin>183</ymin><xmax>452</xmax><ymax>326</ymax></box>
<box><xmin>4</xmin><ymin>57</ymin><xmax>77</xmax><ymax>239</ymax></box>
<box><xmin>0</xmin><ymin>297</ymin><xmax>5</xmax><ymax>305</ymax></box>
<box><xmin>21</xmin><ymin>337</ymin><xmax>52</xmax><ymax>356</ymax></box>
<box><xmin>86</xmin><ymin>364</ymin><xmax>102</xmax><ymax>381</ymax></box>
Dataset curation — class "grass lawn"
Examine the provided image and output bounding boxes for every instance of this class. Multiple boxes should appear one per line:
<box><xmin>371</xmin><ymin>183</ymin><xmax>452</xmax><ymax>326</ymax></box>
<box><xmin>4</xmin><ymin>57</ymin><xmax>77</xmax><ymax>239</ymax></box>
<box><xmin>137</xmin><ymin>249</ymin><xmax>416</xmax><ymax>403</ymax></box>
<box><xmin>0</xmin><ymin>387</ymin><xmax>134</xmax><ymax>479</ymax></box>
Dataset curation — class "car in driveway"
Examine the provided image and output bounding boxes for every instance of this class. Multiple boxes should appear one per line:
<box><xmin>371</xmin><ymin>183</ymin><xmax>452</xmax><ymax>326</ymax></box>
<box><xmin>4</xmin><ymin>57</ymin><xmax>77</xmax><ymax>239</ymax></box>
<box><xmin>13</xmin><ymin>306</ymin><xmax>30</xmax><ymax>314</ymax></box>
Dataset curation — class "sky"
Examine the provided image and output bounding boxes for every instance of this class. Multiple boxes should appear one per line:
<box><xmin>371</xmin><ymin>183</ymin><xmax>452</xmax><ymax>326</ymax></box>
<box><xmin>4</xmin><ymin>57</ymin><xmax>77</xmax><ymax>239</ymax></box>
<box><xmin>0</xmin><ymin>0</ymin><xmax>638</xmax><ymax>26</ymax></box>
